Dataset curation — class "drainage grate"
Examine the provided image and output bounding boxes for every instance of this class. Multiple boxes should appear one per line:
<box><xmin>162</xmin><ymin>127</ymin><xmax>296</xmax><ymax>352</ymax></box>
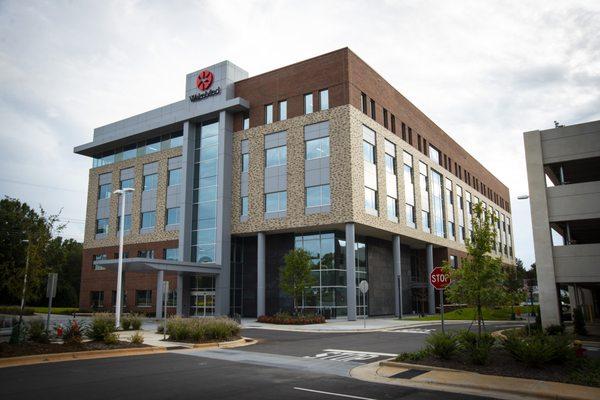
<box><xmin>390</xmin><ymin>369</ymin><xmax>429</xmax><ymax>379</ymax></box>
<box><xmin>165</xmin><ymin>346</ymin><xmax>188</xmax><ymax>350</ymax></box>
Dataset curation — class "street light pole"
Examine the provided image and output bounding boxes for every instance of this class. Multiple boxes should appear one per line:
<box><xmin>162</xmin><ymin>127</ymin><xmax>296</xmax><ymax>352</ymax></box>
<box><xmin>114</xmin><ymin>188</ymin><xmax>134</xmax><ymax>329</ymax></box>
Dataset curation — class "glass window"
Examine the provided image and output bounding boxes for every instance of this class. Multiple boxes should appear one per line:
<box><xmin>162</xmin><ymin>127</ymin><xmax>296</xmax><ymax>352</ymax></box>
<box><xmin>304</xmin><ymin>93</ymin><xmax>313</xmax><ymax>114</ymax></box>
<box><xmin>306</xmin><ymin>137</ymin><xmax>330</xmax><ymax>160</ymax></box>
<box><xmin>306</xmin><ymin>185</ymin><xmax>330</xmax><ymax>208</ymax></box>
<box><xmin>90</xmin><ymin>291</ymin><xmax>104</xmax><ymax>308</ymax></box>
<box><xmin>370</xmin><ymin>99</ymin><xmax>376</xmax><ymax>119</ymax></box>
<box><xmin>279</xmin><ymin>100</ymin><xmax>287</xmax><ymax>121</ymax></box>
<box><xmin>143</xmin><ymin>174</ymin><xmax>158</xmax><ymax>191</ymax></box>
<box><xmin>170</xmin><ymin>132</ymin><xmax>183</xmax><ymax>148</ymax></box>
<box><xmin>319</xmin><ymin>89</ymin><xmax>329</xmax><ymax>110</ymax></box>
<box><xmin>419</xmin><ymin>161</ymin><xmax>431</xmax><ymax>232</ymax></box>
<box><xmin>241</xmin><ymin>196</ymin><xmax>248</xmax><ymax>216</ymax></box>
<box><xmin>141</xmin><ymin>211</ymin><xmax>156</xmax><ymax>229</ymax></box>
<box><xmin>361</xmin><ymin>92</ymin><xmax>367</xmax><ymax>113</ymax></box>
<box><xmin>385</xmin><ymin>154</ymin><xmax>395</xmax><ymax>174</ymax></box>
<box><xmin>122</xmin><ymin>144</ymin><xmax>136</xmax><ymax>160</ymax></box>
<box><xmin>120</xmin><ymin>178</ymin><xmax>134</xmax><ymax>190</ymax></box>
<box><xmin>403</xmin><ymin>152</ymin><xmax>416</xmax><ymax>227</ymax></box>
<box><xmin>431</xmin><ymin>170</ymin><xmax>445</xmax><ymax>237</ymax></box>
<box><xmin>265</xmin><ymin>145</ymin><xmax>287</xmax><ymax>167</ymax></box>
<box><xmin>166</xmin><ymin>207</ymin><xmax>180</xmax><ymax>225</ymax></box>
<box><xmin>429</xmin><ymin>145</ymin><xmax>441</xmax><ymax>165</ymax></box>
<box><xmin>387</xmin><ymin>196</ymin><xmax>398</xmax><ymax>219</ymax></box>
<box><xmin>168</xmin><ymin>168</ymin><xmax>181</xmax><ymax>186</ymax></box>
<box><xmin>363</xmin><ymin>141</ymin><xmax>375</xmax><ymax>164</ymax></box>
<box><xmin>364</xmin><ymin>187</ymin><xmax>377</xmax><ymax>212</ymax></box>
<box><xmin>163</xmin><ymin>248</ymin><xmax>179</xmax><ymax>261</ymax></box>
<box><xmin>95</xmin><ymin>218</ymin><xmax>109</xmax><ymax>235</ymax></box>
<box><xmin>243</xmin><ymin>115</ymin><xmax>249</xmax><ymax>130</ymax></box>
<box><xmin>117</xmin><ymin>214</ymin><xmax>131</xmax><ymax>231</ymax></box>
<box><xmin>265</xmin><ymin>104</ymin><xmax>273</xmax><ymax>124</ymax></box>
<box><xmin>135</xmin><ymin>290</ymin><xmax>152</xmax><ymax>307</ymax></box>
<box><xmin>146</xmin><ymin>138</ymin><xmax>161</xmax><ymax>154</ymax></box>
<box><xmin>242</xmin><ymin>153</ymin><xmax>249</xmax><ymax>172</ymax></box>
<box><xmin>265</xmin><ymin>191</ymin><xmax>287</xmax><ymax>213</ymax></box>
<box><xmin>93</xmin><ymin>254</ymin><xmax>107</xmax><ymax>271</ymax></box>
<box><xmin>98</xmin><ymin>183</ymin><xmax>111</xmax><ymax>199</ymax></box>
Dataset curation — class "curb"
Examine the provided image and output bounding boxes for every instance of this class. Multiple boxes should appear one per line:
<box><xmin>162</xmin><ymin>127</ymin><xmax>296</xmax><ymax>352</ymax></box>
<box><xmin>378</xmin><ymin>360</ymin><xmax>600</xmax><ymax>400</ymax></box>
<box><xmin>0</xmin><ymin>346</ymin><xmax>166</xmax><ymax>369</ymax></box>
<box><xmin>191</xmin><ymin>337</ymin><xmax>256</xmax><ymax>349</ymax></box>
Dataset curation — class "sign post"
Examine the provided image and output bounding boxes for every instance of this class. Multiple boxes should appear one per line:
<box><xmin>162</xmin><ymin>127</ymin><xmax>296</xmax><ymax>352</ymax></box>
<box><xmin>358</xmin><ymin>280</ymin><xmax>369</xmax><ymax>329</ymax></box>
<box><xmin>429</xmin><ymin>267</ymin><xmax>451</xmax><ymax>334</ymax></box>
<box><xmin>46</xmin><ymin>273</ymin><xmax>58</xmax><ymax>334</ymax></box>
<box><xmin>163</xmin><ymin>281</ymin><xmax>169</xmax><ymax>341</ymax></box>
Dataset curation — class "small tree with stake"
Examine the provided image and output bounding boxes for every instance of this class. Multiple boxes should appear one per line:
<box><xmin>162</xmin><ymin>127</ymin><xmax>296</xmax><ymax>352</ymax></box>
<box><xmin>280</xmin><ymin>249</ymin><xmax>316</xmax><ymax>315</ymax></box>
<box><xmin>443</xmin><ymin>202</ymin><xmax>508</xmax><ymax>338</ymax></box>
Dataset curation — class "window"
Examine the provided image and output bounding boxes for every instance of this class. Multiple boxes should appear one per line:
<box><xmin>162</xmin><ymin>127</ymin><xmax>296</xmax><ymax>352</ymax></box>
<box><xmin>306</xmin><ymin>137</ymin><xmax>330</xmax><ymax>159</ymax></box>
<box><xmin>145</xmin><ymin>137</ymin><xmax>161</xmax><ymax>154</ymax></box>
<box><xmin>391</xmin><ymin>114</ymin><xmax>396</xmax><ymax>133</ymax></box>
<box><xmin>319</xmin><ymin>89</ymin><xmax>329</xmax><ymax>111</ymax></box>
<box><xmin>419</xmin><ymin>162</ymin><xmax>431</xmax><ymax>232</ymax></box>
<box><xmin>163</xmin><ymin>248</ymin><xmax>179</xmax><ymax>261</ymax></box>
<box><xmin>304</xmin><ymin>93</ymin><xmax>313</xmax><ymax>114</ymax></box>
<box><xmin>457</xmin><ymin>185</ymin><xmax>465</xmax><ymax>243</ymax></box>
<box><xmin>113</xmin><ymin>252</ymin><xmax>128</xmax><ymax>260</ymax></box>
<box><xmin>387</xmin><ymin>196</ymin><xmax>398</xmax><ymax>219</ymax></box>
<box><xmin>384</xmin><ymin>144</ymin><xmax>396</xmax><ymax>174</ymax></box>
<box><xmin>120</xmin><ymin>178</ymin><xmax>134</xmax><ymax>190</ymax></box>
<box><xmin>241</xmin><ymin>153</ymin><xmax>249</xmax><ymax>172</ymax></box>
<box><xmin>167</xmin><ymin>290</ymin><xmax>177</xmax><ymax>307</ymax></box>
<box><xmin>96</xmin><ymin>218</ymin><xmax>108</xmax><ymax>235</ymax></box>
<box><xmin>265</xmin><ymin>191</ymin><xmax>287</xmax><ymax>213</ymax></box>
<box><xmin>403</xmin><ymin>152</ymin><xmax>416</xmax><ymax>227</ymax></box>
<box><xmin>242</xmin><ymin>115</ymin><xmax>249</xmax><ymax>130</ymax></box>
<box><xmin>138</xmin><ymin>249</ymin><xmax>155</xmax><ymax>258</ymax></box>
<box><xmin>169</xmin><ymin>132</ymin><xmax>183</xmax><ymax>148</ymax></box>
<box><xmin>117</xmin><ymin>214</ymin><xmax>131</xmax><ymax>232</ymax></box>
<box><xmin>445</xmin><ymin>178</ymin><xmax>455</xmax><ymax>240</ymax></box>
<box><xmin>166</xmin><ymin>168</ymin><xmax>181</xmax><ymax>186</ymax></box>
<box><xmin>306</xmin><ymin>185</ymin><xmax>330</xmax><ymax>208</ymax></box>
<box><xmin>98</xmin><ymin>183</ymin><xmax>111</xmax><ymax>199</ymax></box>
<box><xmin>449</xmin><ymin>255</ymin><xmax>458</xmax><ymax>269</ymax></box>
<box><xmin>361</xmin><ymin>92</ymin><xmax>367</xmax><ymax>113</ymax></box>
<box><xmin>264</xmin><ymin>104</ymin><xmax>273</xmax><ymax>124</ymax></box>
<box><xmin>93</xmin><ymin>254</ymin><xmax>107</xmax><ymax>271</ymax></box>
<box><xmin>265</xmin><ymin>145</ymin><xmax>287</xmax><ymax>167</ymax></box>
<box><xmin>364</xmin><ymin>187</ymin><xmax>378</xmax><ymax>212</ymax></box>
<box><xmin>429</xmin><ymin>145</ymin><xmax>441</xmax><ymax>165</ymax></box>
<box><xmin>166</xmin><ymin>207</ymin><xmax>180</xmax><ymax>225</ymax></box>
<box><xmin>241</xmin><ymin>196</ymin><xmax>248</xmax><ymax>216</ymax></box>
<box><xmin>279</xmin><ymin>100</ymin><xmax>287</xmax><ymax>121</ymax></box>
<box><xmin>122</xmin><ymin>144</ymin><xmax>136</xmax><ymax>160</ymax></box>
<box><xmin>363</xmin><ymin>140</ymin><xmax>375</xmax><ymax>164</ymax></box>
<box><xmin>135</xmin><ymin>290</ymin><xmax>152</xmax><ymax>307</ymax></box>
<box><xmin>383</xmin><ymin>108</ymin><xmax>388</xmax><ymax>128</ymax></box>
<box><xmin>141</xmin><ymin>211</ymin><xmax>156</xmax><ymax>229</ymax></box>
<box><xmin>143</xmin><ymin>174</ymin><xmax>158</xmax><ymax>191</ymax></box>
<box><xmin>90</xmin><ymin>291</ymin><xmax>104</xmax><ymax>308</ymax></box>
<box><xmin>431</xmin><ymin>169</ymin><xmax>445</xmax><ymax>237</ymax></box>
<box><xmin>370</xmin><ymin>99</ymin><xmax>376</xmax><ymax>119</ymax></box>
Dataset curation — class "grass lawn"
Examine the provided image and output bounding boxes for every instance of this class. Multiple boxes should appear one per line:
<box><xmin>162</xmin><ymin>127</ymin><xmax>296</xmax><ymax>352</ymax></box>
<box><xmin>31</xmin><ymin>307</ymin><xmax>79</xmax><ymax>315</ymax></box>
<box><xmin>404</xmin><ymin>306</ymin><xmax>537</xmax><ymax>321</ymax></box>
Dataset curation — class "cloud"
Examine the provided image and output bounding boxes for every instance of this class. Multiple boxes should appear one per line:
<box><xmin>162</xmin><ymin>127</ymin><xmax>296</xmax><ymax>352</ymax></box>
<box><xmin>1</xmin><ymin>0</ymin><xmax>599</xmax><ymax>266</ymax></box>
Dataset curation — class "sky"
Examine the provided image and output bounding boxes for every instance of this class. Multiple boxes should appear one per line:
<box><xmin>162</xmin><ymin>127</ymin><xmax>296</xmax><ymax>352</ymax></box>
<box><xmin>1</xmin><ymin>0</ymin><xmax>599</xmax><ymax>268</ymax></box>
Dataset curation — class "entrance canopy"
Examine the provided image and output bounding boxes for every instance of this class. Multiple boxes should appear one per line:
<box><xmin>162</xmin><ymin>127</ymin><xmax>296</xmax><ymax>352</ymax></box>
<box><xmin>94</xmin><ymin>258</ymin><xmax>221</xmax><ymax>275</ymax></box>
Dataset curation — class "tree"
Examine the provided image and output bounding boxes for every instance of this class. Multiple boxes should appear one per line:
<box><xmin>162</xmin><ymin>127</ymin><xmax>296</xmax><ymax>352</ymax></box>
<box><xmin>280</xmin><ymin>249</ymin><xmax>316</xmax><ymax>314</ymax></box>
<box><xmin>505</xmin><ymin>258</ymin><xmax>527</xmax><ymax>318</ymax></box>
<box><xmin>36</xmin><ymin>237</ymin><xmax>82</xmax><ymax>307</ymax></box>
<box><xmin>443</xmin><ymin>202</ymin><xmax>508</xmax><ymax>338</ymax></box>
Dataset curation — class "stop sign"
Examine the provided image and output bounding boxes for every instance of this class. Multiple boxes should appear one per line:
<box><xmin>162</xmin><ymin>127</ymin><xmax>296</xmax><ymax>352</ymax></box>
<box><xmin>430</xmin><ymin>267</ymin><xmax>451</xmax><ymax>290</ymax></box>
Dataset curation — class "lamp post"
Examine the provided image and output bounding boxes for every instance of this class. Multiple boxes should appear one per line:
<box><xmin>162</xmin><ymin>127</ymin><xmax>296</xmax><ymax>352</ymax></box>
<box><xmin>114</xmin><ymin>187</ymin><xmax>134</xmax><ymax>329</ymax></box>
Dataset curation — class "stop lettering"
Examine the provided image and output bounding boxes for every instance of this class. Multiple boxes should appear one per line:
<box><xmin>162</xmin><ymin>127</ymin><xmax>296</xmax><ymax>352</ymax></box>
<box><xmin>430</xmin><ymin>266</ymin><xmax>451</xmax><ymax>290</ymax></box>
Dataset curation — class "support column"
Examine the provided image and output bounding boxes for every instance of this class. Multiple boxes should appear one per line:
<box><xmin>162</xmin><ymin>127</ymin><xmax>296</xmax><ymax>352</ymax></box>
<box><xmin>346</xmin><ymin>223</ymin><xmax>357</xmax><ymax>321</ymax></box>
<box><xmin>426</xmin><ymin>244</ymin><xmax>435</xmax><ymax>314</ymax></box>
<box><xmin>393</xmin><ymin>235</ymin><xmax>402</xmax><ymax>318</ymax></box>
<box><xmin>156</xmin><ymin>270</ymin><xmax>164</xmax><ymax>319</ymax></box>
<box><xmin>257</xmin><ymin>232</ymin><xmax>266</xmax><ymax>317</ymax></box>
<box><xmin>176</xmin><ymin>272</ymin><xmax>183</xmax><ymax>316</ymax></box>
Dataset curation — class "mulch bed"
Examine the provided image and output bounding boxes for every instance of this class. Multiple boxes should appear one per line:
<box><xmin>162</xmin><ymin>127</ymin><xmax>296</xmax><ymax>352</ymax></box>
<box><xmin>0</xmin><ymin>341</ymin><xmax>148</xmax><ymax>358</ymax></box>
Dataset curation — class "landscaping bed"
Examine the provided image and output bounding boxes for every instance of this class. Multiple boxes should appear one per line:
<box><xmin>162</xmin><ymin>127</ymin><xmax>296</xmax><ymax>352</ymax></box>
<box><xmin>161</xmin><ymin>316</ymin><xmax>241</xmax><ymax>343</ymax></box>
<box><xmin>0</xmin><ymin>340</ymin><xmax>148</xmax><ymax>358</ymax></box>
<box><xmin>404</xmin><ymin>306</ymin><xmax>537</xmax><ymax>321</ymax></box>
<box><xmin>257</xmin><ymin>313</ymin><xmax>325</xmax><ymax>325</ymax></box>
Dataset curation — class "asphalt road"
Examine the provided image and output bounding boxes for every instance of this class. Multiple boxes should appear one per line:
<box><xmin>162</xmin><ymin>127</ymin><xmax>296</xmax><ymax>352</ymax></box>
<box><xmin>0</xmin><ymin>352</ymin><xmax>490</xmax><ymax>400</ymax></box>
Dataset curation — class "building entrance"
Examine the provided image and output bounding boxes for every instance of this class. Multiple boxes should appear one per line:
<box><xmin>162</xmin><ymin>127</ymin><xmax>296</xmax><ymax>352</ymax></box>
<box><xmin>190</xmin><ymin>291</ymin><xmax>215</xmax><ymax>316</ymax></box>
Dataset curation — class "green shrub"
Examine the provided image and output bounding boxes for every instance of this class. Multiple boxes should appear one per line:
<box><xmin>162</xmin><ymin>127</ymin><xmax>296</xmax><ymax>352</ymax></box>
<box><xmin>130</xmin><ymin>331</ymin><xmax>144</xmax><ymax>344</ymax></box>
<box><xmin>0</xmin><ymin>306</ymin><xmax>35</xmax><ymax>316</ymax></box>
<box><xmin>103</xmin><ymin>331</ymin><xmax>119</xmax><ymax>345</ymax></box>
<box><xmin>396</xmin><ymin>349</ymin><xmax>429</xmax><ymax>362</ymax></box>
<box><xmin>573</xmin><ymin>307</ymin><xmax>587</xmax><ymax>336</ymax></box>
<box><xmin>9</xmin><ymin>321</ymin><xmax>27</xmax><ymax>344</ymax></box>
<box><xmin>426</xmin><ymin>332</ymin><xmax>457</xmax><ymax>360</ymax></box>
<box><xmin>502</xmin><ymin>331</ymin><xmax>572</xmax><ymax>367</ymax></box>
<box><xmin>121</xmin><ymin>315</ymin><xmax>132</xmax><ymax>330</ymax></box>
<box><xmin>89</xmin><ymin>313</ymin><xmax>116</xmax><ymax>340</ymax></box>
<box><xmin>63</xmin><ymin>320</ymin><xmax>84</xmax><ymax>345</ymax></box>
<box><xmin>457</xmin><ymin>330</ymin><xmax>495</xmax><ymax>365</ymax></box>
<box><xmin>568</xmin><ymin>358</ymin><xmax>600</xmax><ymax>387</ymax></box>
<box><xmin>156</xmin><ymin>324</ymin><xmax>164</xmax><ymax>334</ymax></box>
<box><xmin>27</xmin><ymin>318</ymin><xmax>49</xmax><ymax>343</ymax></box>
<box><xmin>130</xmin><ymin>313</ymin><xmax>142</xmax><ymax>330</ymax></box>
<box><xmin>545</xmin><ymin>324</ymin><xmax>565</xmax><ymax>336</ymax></box>
<box><xmin>165</xmin><ymin>317</ymin><xmax>240</xmax><ymax>342</ymax></box>
<box><xmin>257</xmin><ymin>312</ymin><xmax>326</xmax><ymax>325</ymax></box>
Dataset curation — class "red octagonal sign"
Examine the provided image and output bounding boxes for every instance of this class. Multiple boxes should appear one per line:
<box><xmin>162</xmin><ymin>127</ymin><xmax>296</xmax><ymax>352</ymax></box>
<box><xmin>196</xmin><ymin>70</ymin><xmax>214</xmax><ymax>91</ymax></box>
<box><xmin>430</xmin><ymin>267</ymin><xmax>451</xmax><ymax>290</ymax></box>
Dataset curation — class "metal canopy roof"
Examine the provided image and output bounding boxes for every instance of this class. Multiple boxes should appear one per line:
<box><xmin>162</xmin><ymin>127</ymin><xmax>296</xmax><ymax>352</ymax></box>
<box><xmin>94</xmin><ymin>258</ymin><xmax>221</xmax><ymax>274</ymax></box>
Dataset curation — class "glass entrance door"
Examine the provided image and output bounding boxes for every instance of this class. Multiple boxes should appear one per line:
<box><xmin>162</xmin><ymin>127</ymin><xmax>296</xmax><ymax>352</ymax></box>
<box><xmin>190</xmin><ymin>291</ymin><xmax>215</xmax><ymax>317</ymax></box>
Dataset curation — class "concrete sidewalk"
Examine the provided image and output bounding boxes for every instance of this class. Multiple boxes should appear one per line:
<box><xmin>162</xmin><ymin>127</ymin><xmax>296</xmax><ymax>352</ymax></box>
<box><xmin>351</xmin><ymin>360</ymin><xmax>600</xmax><ymax>400</ymax></box>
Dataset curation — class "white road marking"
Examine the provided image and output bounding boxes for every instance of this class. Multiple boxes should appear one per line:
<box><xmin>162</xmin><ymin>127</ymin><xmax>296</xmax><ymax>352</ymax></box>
<box><xmin>390</xmin><ymin>328</ymin><xmax>435</xmax><ymax>334</ymax></box>
<box><xmin>322</xmin><ymin>349</ymin><xmax>397</xmax><ymax>357</ymax></box>
<box><xmin>304</xmin><ymin>349</ymin><xmax>396</xmax><ymax>362</ymax></box>
<box><xmin>294</xmin><ymin>387</ymin><xmax>378</xmax><ymax>400</ymax></box>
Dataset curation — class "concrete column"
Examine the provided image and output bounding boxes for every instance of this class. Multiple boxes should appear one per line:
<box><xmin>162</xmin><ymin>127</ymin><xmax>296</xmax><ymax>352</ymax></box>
<box><xmin>393</xmin><ymin>235</ymin><xmax>402</xmax><ymax>318</ymax></box>
<box><xmin>346</xmin><ymin>223</ymin><xmax>357</xmax><ymax>321</ymax></box>
<box><xmin>426</xmin><ymin>244</ymin><xmax>435</xmax><ymax>314</ymax></box>
<box><xmin>176</xmin><ymin>272</ymin><xmax>183</xmax><ymax>316</ymax></box>
<box><xmin>156</xmin><ymin>270</ymin><xmax>164</xmax><ymax>319</ymax></box>
<box><xmin>257</xmin><ymin>232</ymin><xmax>266</xmax><ymax>317</ymax></box>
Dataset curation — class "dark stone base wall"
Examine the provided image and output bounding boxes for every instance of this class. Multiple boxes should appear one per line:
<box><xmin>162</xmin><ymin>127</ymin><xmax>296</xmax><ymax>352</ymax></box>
<box><xmin>265</xmin><ymin>233</ymin><xmax>295</xmax><ymax>315</ymax></box>
<box><xmin>366</xmin><ymin>237</ymin><xmax>395</xmax><ymax>316</ymax></box>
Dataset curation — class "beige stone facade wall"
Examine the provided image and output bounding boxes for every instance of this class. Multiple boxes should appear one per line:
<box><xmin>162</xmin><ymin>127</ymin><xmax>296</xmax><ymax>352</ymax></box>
<box><xmin>231</xmin><ymin>104</ymin><xmax>515</xmax><ymax>264</ymax></box>
<box><xmin>83</xmin><ymin>147</ymin><xmax>182</xmax><ymax>249</ymax></box>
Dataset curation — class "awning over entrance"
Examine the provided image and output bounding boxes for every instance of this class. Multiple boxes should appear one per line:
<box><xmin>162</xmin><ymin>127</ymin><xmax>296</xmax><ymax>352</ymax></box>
<box><xmin>94</xmin><ymin>258</ymin><xmax>221</xmax><ymax>275</ymax></box>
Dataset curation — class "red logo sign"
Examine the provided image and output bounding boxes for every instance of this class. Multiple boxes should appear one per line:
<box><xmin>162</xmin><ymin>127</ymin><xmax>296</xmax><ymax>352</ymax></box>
<box><xmin>430</xmin><ymin>267</ymin><xmax>451</xmax><ymax>290</ymax></box>
<box><xmin>196</xmin><ymin>70</ymin><xmax>214</xmax><ymax>91</ymax></box>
